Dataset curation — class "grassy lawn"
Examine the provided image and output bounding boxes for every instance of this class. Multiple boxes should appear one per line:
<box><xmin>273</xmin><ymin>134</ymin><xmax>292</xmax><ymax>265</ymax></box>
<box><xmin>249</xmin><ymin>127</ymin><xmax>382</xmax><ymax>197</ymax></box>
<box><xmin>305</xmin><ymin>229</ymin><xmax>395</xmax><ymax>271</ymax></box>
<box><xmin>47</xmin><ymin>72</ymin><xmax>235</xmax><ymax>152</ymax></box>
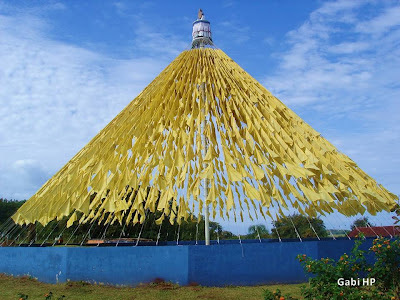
<box><xmin>0</xmin><ymin>274</ymin><xmax>304</xmax><ymax>300</ymax></box>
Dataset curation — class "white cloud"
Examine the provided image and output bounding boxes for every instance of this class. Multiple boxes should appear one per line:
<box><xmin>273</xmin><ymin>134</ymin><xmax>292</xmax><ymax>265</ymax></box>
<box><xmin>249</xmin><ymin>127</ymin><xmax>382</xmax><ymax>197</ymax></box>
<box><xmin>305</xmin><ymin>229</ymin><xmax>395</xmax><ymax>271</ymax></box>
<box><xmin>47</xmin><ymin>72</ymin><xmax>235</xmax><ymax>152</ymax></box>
<box><xmin>222</xmin><ymin>0</ymin><xmax>235</xmax><ymax>8</ymax></box>
<box><xmin>264</xmin><ymin>1</ymin><xmax>400</xmax><ymax>109</ymax></box>
<box><xmin>327</xmin><ymin>41</ymin><xmax>370</xmax><ymax>54</ymax></box>
<box><xmin>356</xmin><ymin>4</ymin><xmax>400</xmax><ymax>35</ymax></box>
<box><xmin>0</xmin><ymin>159</ymin><xmax>49</xmax><ymax>200</ymax></box>
<box><xmin>216</xmin><ymin>21</ymin><xmax>250</xmax><ymax>45</ymax></box>
<box><xmin>0</xmin><ymin>8</ymin><xmax>184</xmax><ymax>199</ymax></box>
<box><xmin>132</xmin><ymin>20</ymin><xmax>189</xmax><ymax>56</ymax></box>
<box><xmin>312</xmin><ymin>0</ymin><xmax>362</xmax><ymax>16</ymax></box>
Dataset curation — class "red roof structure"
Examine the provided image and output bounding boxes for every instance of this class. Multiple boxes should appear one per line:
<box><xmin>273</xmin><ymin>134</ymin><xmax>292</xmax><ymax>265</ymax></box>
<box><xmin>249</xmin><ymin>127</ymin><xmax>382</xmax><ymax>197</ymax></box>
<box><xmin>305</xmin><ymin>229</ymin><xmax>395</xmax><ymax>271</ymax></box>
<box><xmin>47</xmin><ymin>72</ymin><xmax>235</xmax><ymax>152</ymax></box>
<box><xmin>348</xmin><ymin>226</ymin><xmax>400</xmax><ymax>238</ymax></box>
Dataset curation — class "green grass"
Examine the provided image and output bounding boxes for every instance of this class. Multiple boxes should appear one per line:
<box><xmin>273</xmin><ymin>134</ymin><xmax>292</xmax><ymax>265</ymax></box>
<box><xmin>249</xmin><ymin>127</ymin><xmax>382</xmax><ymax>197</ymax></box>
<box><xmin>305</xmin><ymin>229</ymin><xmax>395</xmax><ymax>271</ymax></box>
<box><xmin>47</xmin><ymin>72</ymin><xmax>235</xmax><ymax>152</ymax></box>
<box><xmin>0</xmin><ymin>274</ymin><xmax>304</xmax><ymax>300</ymax></box>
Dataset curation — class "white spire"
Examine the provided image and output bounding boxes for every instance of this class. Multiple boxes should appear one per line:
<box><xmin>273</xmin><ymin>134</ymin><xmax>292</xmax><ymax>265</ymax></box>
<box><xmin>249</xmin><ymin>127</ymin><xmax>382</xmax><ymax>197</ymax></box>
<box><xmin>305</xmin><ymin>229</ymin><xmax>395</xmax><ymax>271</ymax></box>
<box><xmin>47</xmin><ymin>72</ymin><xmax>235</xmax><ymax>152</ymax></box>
<box><xmin>192</xmin><ymin>9</ymin><xmax>213</xmax><ymax>48</ymax></box>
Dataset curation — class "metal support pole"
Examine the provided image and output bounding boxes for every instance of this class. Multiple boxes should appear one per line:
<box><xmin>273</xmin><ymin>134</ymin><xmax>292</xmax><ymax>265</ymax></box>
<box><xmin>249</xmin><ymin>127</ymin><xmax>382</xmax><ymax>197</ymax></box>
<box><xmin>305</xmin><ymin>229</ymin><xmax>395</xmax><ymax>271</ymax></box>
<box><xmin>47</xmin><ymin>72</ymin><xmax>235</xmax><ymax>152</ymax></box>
<box><xmin>204</xmin><ymin>162</ymin><xmax>210</xmax><ymax>246</ymax></box>
<box><xmin>201</xmin><ymin>81</ymin><xmax>210</xmax><ymax>246</ymax></box>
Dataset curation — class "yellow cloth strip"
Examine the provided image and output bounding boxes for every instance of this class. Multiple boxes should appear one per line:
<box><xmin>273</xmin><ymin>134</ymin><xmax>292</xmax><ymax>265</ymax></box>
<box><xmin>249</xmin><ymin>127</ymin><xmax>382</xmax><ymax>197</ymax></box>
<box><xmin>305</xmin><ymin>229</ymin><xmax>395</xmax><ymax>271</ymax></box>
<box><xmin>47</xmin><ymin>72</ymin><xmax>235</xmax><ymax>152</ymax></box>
<box><xmin>12</xmin><ymin>48</ymin><xmax>398</xmax><ymax>226</ymax></box>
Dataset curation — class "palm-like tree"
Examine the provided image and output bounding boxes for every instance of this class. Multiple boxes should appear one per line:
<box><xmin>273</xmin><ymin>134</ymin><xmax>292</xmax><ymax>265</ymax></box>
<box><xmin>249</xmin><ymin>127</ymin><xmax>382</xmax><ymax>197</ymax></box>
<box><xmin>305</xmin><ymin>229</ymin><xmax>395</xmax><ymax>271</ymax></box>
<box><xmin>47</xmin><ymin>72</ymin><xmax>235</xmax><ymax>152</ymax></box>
<box><xmin>247</xmin><ymin>224</ymin><xmax>270</xmax><ymax>239</ymax></box>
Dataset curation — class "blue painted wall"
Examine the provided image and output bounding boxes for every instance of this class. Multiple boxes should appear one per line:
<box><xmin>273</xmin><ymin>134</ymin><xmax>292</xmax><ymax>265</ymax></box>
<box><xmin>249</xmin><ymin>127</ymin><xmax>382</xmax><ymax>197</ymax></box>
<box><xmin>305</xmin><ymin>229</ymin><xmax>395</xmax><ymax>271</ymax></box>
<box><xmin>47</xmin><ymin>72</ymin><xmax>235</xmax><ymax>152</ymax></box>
<box><xmin>66</xmin><ymin>246</ymin><xmax>189</xmax><ymax>286</ymax></box>
<box><xmin>0</xmin><ymin>239</ymin><xmax>372</xmax><ymax>286</ymax></box>
<box><xmin>188</xmin><ymin>241</ymin><xmax>318</xmax><ymax>285</ymax></box>
<box><xmin>0</xmin><ymin>247</ymin><xmax>67</xmax><ymax>283</ymax></box>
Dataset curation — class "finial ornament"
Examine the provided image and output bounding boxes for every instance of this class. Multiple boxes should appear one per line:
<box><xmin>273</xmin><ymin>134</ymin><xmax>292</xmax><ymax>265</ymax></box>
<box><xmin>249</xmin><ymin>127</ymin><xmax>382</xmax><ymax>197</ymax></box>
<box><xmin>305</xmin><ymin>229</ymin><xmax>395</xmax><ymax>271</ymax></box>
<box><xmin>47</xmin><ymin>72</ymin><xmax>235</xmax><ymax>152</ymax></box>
<box><xmin>192</xmin><ymin>9</ymin><xmax>212</xmax><ymax>48</ymax></box>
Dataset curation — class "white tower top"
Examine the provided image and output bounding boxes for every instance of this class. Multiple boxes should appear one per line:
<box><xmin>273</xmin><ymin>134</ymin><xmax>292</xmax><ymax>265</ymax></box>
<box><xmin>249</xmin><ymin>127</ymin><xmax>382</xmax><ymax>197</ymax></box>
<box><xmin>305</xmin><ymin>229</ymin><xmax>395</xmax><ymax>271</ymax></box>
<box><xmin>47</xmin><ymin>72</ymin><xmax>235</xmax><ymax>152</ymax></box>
<box><xmin>192</xmin><ymin>9</ymin><xmax>213</xmax><ymax>48</ymax></box>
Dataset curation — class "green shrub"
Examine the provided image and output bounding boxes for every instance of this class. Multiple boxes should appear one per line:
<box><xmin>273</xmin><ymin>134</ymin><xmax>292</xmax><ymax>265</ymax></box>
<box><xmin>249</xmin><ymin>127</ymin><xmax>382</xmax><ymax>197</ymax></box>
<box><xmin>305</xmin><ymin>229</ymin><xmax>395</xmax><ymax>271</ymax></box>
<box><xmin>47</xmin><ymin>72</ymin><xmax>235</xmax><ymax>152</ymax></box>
<box><xmin>18</xmin><ymin>293</ymin><xmax>28</xmax><ymax>300</ymax></box>
<box><xmin>297</xmin><ymin>236</ymin><xmax>400</xmax><ymax>299</ymax></box>
<box><xmin>263</xmin><ymin>288</ymin><xmax>298</xmax><ymax>300</ymax></box>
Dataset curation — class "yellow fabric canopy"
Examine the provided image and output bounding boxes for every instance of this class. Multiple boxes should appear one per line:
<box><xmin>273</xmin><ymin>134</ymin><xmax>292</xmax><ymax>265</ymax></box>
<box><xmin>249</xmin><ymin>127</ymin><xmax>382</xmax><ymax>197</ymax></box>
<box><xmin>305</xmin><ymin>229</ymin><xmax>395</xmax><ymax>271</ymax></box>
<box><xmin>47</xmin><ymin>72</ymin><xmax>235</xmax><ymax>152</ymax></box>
<box><xmin>12</xmin><ymin>48</ymin><xmax>398</xmax><ymax>227</ymax></box>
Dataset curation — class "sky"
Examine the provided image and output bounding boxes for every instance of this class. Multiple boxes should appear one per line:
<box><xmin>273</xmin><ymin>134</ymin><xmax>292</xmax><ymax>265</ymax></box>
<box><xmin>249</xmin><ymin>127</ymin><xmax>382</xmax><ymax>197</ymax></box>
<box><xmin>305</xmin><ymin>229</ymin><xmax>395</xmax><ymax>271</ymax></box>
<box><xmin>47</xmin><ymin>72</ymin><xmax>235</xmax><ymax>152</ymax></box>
<box><xmin>1</xmin><ymin>0</ymin><xmax>399</xmax><ymax>234</ymax></box>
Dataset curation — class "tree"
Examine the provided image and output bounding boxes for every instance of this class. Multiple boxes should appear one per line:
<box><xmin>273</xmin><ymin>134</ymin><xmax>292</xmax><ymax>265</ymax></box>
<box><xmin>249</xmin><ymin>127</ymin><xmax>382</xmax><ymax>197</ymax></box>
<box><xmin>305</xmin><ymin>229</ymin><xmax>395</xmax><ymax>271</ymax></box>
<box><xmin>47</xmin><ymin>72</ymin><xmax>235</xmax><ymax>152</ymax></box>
<box><xmin>271</xmin><ymin>214</ymin><xmax>328</xmax><ymax>239</ymax></box>
<box><xmin>0</xmin><ymin>198</ymin><xmax>25</xmax><ymax>226</ymax></box>
<box><xmin>246</xmin><ymin>224</ymin><xmax>270</xmax><ymax>239</ymax></box>
<box><xmin>351</xmin><ymin>217</ymin><xmax>373</xmax><ymax>230</ymax></box>
<box><xmin>219</xmin><ymin>230</ymin><xmax>237</xmax><ymax>240</ymax></box>
<box><xmin>391</xmin><ymin>203</ymin><xmax>400</xmax><ymax>224</ymax></box>
<box><xmin>0</xmin><ymin>189</ymin><xmax>237</xmax><ymax>244</ymax></box>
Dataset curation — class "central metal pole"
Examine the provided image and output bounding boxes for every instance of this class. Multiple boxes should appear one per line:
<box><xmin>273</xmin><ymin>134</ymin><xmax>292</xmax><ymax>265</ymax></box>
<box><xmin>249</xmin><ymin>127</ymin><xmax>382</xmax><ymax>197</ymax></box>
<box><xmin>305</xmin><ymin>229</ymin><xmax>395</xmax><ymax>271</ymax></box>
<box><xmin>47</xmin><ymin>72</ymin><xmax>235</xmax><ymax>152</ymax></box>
<box><xmin>201</xmin><ymin>81</ymin><xmax>211</xmax><ymax>246</ymax></box>
<box><xmin>204</xmin><ymin>209</ymin><xmax>210</xmax><ymax>245</ymax></box>
<box><xmin>204</xmin><ymin>140</ymin><xmax>210</xmax><ymax>246</ymax></box>
<box><xmin>191</xmin><ymin>10</ymin><xmax>212</xmax><ymax>245</ymax></box>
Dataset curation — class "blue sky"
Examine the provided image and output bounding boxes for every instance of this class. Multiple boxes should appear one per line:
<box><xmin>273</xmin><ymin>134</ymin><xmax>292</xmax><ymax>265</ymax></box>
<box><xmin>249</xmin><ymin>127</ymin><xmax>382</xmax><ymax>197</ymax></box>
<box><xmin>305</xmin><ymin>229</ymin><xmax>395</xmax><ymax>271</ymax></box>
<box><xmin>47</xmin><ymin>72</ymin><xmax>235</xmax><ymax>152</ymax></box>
<box><xmin>1</xmin><ymin>1</ymin><xmax>399</xmax><ymax>234</ymax></box>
